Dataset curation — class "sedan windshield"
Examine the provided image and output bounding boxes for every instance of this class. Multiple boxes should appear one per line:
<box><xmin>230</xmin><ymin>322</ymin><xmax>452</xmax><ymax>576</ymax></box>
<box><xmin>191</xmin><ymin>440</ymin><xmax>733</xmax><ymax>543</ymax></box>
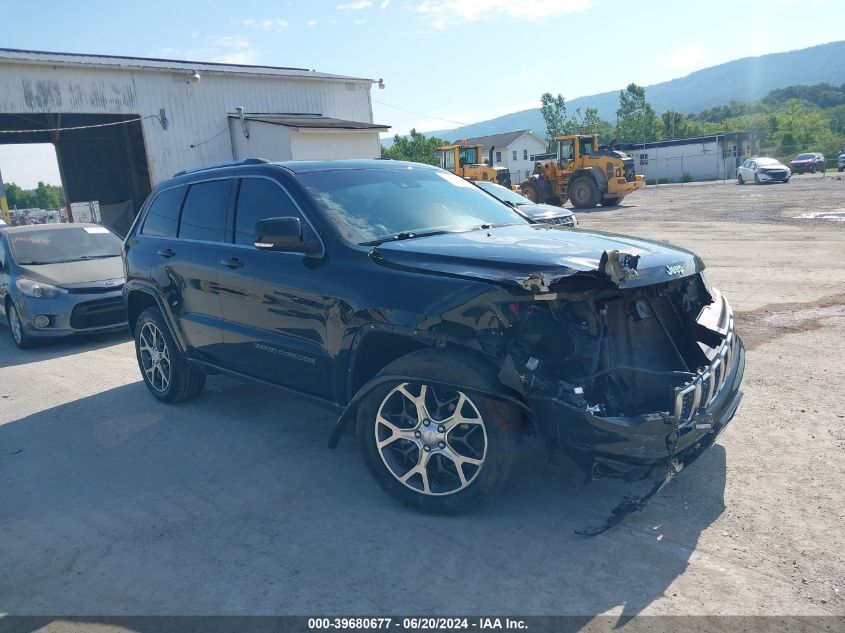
<box><xmin>299</xmin><ymin>167</ymin><xmax>526</xmax><ymax>245</ymax></box>
<box><xmin>475</xmin><ymin>181</ymin><xmax>531</xmax><ymax>205</ymax></box>
<box><xmin>794</xmin><ymin>153</ymin><xmax>814</xmax><ymax>160</ymax></box>
<box><xmin>756</xmin><ymin>158</ymin><xmax>782</xmax><ymax>167</ymax></box>
<box><xmin>8</xmin><ymin>226</ymin><xmax>122</xmax><ymax>265</ymax></box>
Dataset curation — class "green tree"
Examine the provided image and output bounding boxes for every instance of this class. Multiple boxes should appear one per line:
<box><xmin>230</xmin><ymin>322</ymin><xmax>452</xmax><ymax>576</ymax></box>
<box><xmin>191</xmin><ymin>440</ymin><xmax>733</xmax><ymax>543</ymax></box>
<box><xmin>540</xmin><ymin>92</ymin><xmax>567</xmax><ymax>149</ymax></box>
<box><xmin>381</xmin><ymin>129</ymin><xmax>448</xmax><ymax>165</ymax></box>
<box><xmin>3</xmin><ymin>182</ymin><xmax>32</xmax><ymax>208</ymax></box>
<box><xmin>564</xmin><ymin>107</ymin><xmax>614</xmax><ymax>140</ymax></box>
<box><xmin>661</xmin><ymin>110</ymin><xmax>693</xmax><ymax>139</ymax></box>
<box><xmin>616</xmin><ymin>83</ymin><xmax>660</xmax><ymax>144</ymax></box>
<box><xmin>32</xmin><ymin>181</ymin><xmax>65</xmax><ymax>209</ymax></box>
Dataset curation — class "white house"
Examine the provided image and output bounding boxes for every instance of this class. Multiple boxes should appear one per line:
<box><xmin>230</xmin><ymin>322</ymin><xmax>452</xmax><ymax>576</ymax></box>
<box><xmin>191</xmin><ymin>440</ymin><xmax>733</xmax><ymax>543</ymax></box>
<box><xmin>461</xmin><ymin>130</ymin><xmax>547</xmax><ymax>184</ymax></box>
<box><xmin>0</xmin><ymin>48</ymin><xmax>388</xmax><ymax>232</ymax></box>
<box><xmin>618</xmin><ymin>132</ymin><xmax>762</xmax><ymax>183</ymax></box>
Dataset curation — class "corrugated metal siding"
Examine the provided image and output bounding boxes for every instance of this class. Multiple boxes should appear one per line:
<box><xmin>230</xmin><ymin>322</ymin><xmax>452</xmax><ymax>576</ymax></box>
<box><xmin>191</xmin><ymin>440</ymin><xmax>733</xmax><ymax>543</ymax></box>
<box><xmin>0</xmin><ymin>62</ymin><xmax>375</xmax><ymax>184</ymax></box>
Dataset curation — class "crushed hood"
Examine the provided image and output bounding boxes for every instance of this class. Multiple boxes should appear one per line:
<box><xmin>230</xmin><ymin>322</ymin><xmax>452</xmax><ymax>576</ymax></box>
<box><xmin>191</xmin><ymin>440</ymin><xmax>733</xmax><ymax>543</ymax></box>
<box><xmin>17</xmin><ymin>256</ymin><xmax>124</xmax><ymax>287</ymax></box>
<box><xmin>370</xmin><ymin>224</ymin><xmax>703</xmax><ymax>290</ymax></box>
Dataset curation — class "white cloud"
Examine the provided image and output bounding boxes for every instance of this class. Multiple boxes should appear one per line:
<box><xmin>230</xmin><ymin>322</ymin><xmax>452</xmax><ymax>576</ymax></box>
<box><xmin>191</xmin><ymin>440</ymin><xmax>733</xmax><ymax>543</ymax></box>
<box><xmin>307</xmin><ymin>19</ymin><xmax>318</xmax><ymax>26</ymax></box>
<box><xmin>354</xmin><ymin>18</ymin><xmax>367</xmax><ymax>24</ymax></box>
<box><xmin>236</xmin><ymin>18</ymin><xmax>288</xmax><ymax>31</ymax></box>
<box><xmin>380</xmin><ymin>0</ymin><xmax>389</xmax><ymax>6</ymax></box>
<box><xmin>666</xmin><ymin>45</ymin><xmax>707</xmax><ymax>68</ymax></box>
<box><xmin>212</xmin><ymin>50</ymin><xmax>261</xmax><ymax>64</ymax></box>
<box><xmin>337</xmin><ymin>0</ymin><xmax>372</xmax><ymax>9</ymax></box>
<box><xmin>416</xmin><ymin>0</ymin><xmax>595</xmax><ymax>28</ymax></box>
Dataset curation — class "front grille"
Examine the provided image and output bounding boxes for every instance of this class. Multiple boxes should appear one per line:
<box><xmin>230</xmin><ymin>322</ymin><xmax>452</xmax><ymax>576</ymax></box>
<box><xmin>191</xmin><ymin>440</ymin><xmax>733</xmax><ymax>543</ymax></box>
<box><xmin>67</xmin><ymin>283</ymin><xmax>124</xmax><ymax>295</ymax></box>
<box><xmin>69</xmin><ymin>297</ymin><xmax>126</xmax><ymax>329</ymax></box>
<box><xmin>762</xmin><ymin>169</ymin><xmax>788</xmax><ymax>179</ymax></box>
<box><xmin>546</xmin><ymin>216</ymin><xmax>575</xmax><ymax>227</ymax></box>
<box><xmin>673</xmin><ymin>296</ymin><xmax>737</xmax><ymax>423</ymax></box>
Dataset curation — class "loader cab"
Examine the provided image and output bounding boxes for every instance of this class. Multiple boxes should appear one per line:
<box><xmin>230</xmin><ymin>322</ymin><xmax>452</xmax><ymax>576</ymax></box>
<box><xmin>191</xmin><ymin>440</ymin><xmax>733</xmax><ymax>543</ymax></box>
<box><xmin>459</xmin><ymin>146</ymin><xmax>480</xmax><ymax>168</ymax></box>
<box><xmin>437</xmin><ymin>144</ymin><xmax>482</xmax><ymax>171</ymax></box>
<box><xmin>559</xmin><ymin>137</ymin><xmax>576</xmax><ymax>164</ymax></box>
<box><xmin>556</xmin><ymin>134</ymin><xmax>600</xmax><ymax>166</ymax></box>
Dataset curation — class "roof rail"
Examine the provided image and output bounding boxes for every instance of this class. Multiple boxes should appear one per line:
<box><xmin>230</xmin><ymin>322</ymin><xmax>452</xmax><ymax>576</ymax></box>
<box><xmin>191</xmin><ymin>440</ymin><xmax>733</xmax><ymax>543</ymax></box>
<box><xmin>173</xmin><ymin>158</ymin><xmax>270</xmax><ymax>177</ymax></box>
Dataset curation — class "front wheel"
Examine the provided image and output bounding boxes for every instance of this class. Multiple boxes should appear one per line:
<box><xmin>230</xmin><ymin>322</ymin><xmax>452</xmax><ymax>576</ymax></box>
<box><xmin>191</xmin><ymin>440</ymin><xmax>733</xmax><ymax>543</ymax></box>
<box><xmin>569</xmin><ymin>177</ymin><xmax>599</xmax><ymax>208</ymax></box>
<box><xmin>134</xmin><ymin>307</ymin><xmax>206</xmax><ymax>403</ymax></box>
<box><xmin>6</xmin><ymin>302</ymin><xmax>34</xmax><ymax>349</ymax></box>
<box><xmin>356</xmin><ymin>350</ymin><xmax>518</xmax><ymax>512</ymax></box>
<box><xmin>737</xmin><ymin>173</ymin><xmax>744</xmax><ymax>185</ymax></box>
<box><xmin>520</xmin><ymin>180</ymin><xmax>541</xmax><ymax>203</ymax></box>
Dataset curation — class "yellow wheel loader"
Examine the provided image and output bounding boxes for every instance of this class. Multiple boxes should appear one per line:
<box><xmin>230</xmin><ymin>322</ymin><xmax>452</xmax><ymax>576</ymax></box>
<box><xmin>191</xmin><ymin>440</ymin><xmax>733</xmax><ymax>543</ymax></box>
<box><xmin>519</xmin><ymin>135</ymin><xmax>644</xmax><ymax>209</ymax></box>
<box><xmin>436</xmin><ymin>143</ymin><xmax>512</xmax><ymax>188</ymax></box>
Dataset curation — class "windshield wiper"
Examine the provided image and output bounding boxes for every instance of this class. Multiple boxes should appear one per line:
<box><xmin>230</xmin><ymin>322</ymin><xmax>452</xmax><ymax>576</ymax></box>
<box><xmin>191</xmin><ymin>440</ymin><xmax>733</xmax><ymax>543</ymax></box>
<box><xmin>361</xmin><ymin>229</ymin><xmax>455</xmax><ymax>246</ymax></box>
<box><xmin>78</xmin><ymin>255</ymin><xmax>120</xmax><ymax>260</ymax></box>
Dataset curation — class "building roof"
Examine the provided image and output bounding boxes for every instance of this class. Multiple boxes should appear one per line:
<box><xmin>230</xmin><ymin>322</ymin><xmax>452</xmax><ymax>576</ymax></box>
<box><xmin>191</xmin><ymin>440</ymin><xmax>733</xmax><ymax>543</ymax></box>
<box><xmin>0</xmin><ymin>48</ymin><xmax>375</xmax><ymax>83</ymax></box>
<box><xmin>460</xmin><ymin>130</ymin><xmax>539</xmax><ymax>149</ymax></box>
<box><xmin>618</xmin><ymin>131</ymin><xmax>761</xmax><ymax>151</ymax></box>
<box><xmin>232</xmin><ymin>114</ymin><xmax>389</xmax><ymax>130</ymax></box>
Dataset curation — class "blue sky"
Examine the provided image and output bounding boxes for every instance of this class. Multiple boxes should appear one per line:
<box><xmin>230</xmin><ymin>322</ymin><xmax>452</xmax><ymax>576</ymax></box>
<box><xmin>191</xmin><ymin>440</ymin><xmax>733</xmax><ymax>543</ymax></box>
<box><xmin>1</xmin><ymin>0</ymin><xmax>843</xmax><ymax>188</ymax></box>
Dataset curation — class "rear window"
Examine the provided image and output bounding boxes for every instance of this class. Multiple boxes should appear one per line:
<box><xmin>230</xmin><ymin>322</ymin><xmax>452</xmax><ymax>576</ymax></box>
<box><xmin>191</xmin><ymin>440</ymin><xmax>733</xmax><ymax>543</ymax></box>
<box><xmin>179</xmin><ymin>180</ymin><xmax>232</xmax><ymax>242</ymax></box>
<box><xmin>142</xmin><ymin>187</ymin><xmax>184</xmax><ymax>237</ymax></box>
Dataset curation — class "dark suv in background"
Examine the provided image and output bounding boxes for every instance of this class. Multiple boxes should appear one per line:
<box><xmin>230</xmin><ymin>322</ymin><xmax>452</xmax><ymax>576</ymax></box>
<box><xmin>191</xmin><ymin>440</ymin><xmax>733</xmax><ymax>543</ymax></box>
<box><xmin>123</xmin><ymin>159</ymin><xmax>744</xmax><ymax>515</ymax></box>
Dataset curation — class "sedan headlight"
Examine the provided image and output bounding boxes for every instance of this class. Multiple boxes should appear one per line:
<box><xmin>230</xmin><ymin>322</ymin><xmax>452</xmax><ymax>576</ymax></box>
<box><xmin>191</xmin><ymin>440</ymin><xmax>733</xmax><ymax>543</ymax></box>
<box><xmin>15</xmin><ymin>278</ymin><xmax>68</xmax><ymax>298</ymax></box>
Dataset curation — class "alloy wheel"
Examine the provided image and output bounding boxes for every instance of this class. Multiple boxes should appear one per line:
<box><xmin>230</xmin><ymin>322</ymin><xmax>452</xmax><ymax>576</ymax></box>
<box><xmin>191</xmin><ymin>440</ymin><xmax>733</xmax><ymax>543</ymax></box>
<box><xmin>375</xmin><ymin>383</ymin><xmax>488</xmax><ymax>496</ymax></box>
<box><xmin>8</xmin><ymin>305</ymin><xmax>23</xmax><ymax>345</ymax></box>
<box><xmin>139</xmin><ymin>322</ymin><xmax>171</xmax><ymax>392</ymax></box>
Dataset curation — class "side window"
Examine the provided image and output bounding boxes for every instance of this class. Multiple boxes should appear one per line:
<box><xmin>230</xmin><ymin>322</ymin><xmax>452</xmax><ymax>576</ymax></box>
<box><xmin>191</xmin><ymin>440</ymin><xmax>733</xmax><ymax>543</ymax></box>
<box><xmin>512</xmin><ymin>150</ymin><xmax>517</xmax><ymax>161</ymax></box>
<box><xmin>234</xmin><ymin>178</ymin><xmax>303</xmax><ymax>246</ymax></box>
<box><xmin>495</xmin><ymin>151</ymin><xmax>501</xmax><ymax>163</ymax></box>
<box><xmin>179</xmin><ymin>180</ymin><xmax>232</xmax><ymax>242</ymax></box>
<box><xmin>523</xmin><ymin>149</ymin><xmax>528</xmax><ymax>160</ymax></box>
<box><xmin>141</xmin><ymin>186</ymin><xmax>185</xmax><ymax>237</ymax></box>
<box><xmin>443</xmin><ymin>151</ymin><xmax>455</xmax><ymax>170</ymax></box>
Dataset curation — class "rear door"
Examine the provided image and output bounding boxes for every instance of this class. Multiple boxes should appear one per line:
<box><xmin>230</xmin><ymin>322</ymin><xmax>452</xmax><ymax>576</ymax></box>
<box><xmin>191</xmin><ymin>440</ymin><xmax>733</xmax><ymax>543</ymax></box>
<box><xmin>150</xmin><ymin>178</ymin><xmax>233</xmax><ymax>362</ymax></box>
<box><xmin>216</xmin><ymin>175</ymin><xmax>330</xmax><ymax>397</ymax></box>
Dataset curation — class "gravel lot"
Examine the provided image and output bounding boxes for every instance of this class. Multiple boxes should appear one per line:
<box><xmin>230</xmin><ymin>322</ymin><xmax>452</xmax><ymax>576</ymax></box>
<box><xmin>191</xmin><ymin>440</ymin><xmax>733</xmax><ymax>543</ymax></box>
<box><xmin>1</xmin><ymin>172</ymin><xmax>843</xmax><ymax>617</ymax></box>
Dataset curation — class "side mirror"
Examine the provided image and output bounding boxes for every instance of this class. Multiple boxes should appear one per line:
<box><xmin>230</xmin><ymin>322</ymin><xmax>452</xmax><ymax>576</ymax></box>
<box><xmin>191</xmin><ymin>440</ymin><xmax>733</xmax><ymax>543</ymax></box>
<box><xmin>254</xmin><ymin>217</ymin><xmax>320</xmax><ymax>256</ymax></box>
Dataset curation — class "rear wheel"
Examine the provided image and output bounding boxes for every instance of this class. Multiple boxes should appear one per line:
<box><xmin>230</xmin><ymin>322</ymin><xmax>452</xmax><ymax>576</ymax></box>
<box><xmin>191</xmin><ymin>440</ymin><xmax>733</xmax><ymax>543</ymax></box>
<box><xmin>520</xmin><ymin>180</ymin><xmax>541</xmax><ymax>203</ymax></box>
<box><xmin>6</xmin><ymin>302</ymin><xmax>34</xmax><ymax>349</ymax></box>
<box><xmin>569</xmin><ymin>177</ymin><xmax>599</xmax><ymax>209</ymax></box>
<box><xmin>356</xmin><ymin>350</ymin><xmax>518</xmax><ymax>513</ymax></box>
<box><xmin>737</xmin><ymin>173</ymin><xmax>745</xmax><ymax>185</ymax></box>
<box><xmin>754</xmin><ymin>173</ymin><xmax>761</xmax><ymax>184</ymax></box>
<box><xmin>134</xmin><ymin>307</ymin><xmax>206</xmax><ymax>403</ymax></box>
<box><xmin>600</xmin><ymin>196</ymin><xmax>620</xmax><ymax>206</ymax></box>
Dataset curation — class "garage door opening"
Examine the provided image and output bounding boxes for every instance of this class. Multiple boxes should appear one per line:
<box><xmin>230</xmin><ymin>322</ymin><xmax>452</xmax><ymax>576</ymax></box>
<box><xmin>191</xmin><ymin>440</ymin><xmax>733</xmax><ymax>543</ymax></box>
<box><xmin>0</xmin><ymin>113</ymin><xmax>152</xmax><ymax>235</ymax></box>
<box><xmin>0</xmin><ymin>142</ymin><xmax>62</xmax><ymax>225</ymax></box>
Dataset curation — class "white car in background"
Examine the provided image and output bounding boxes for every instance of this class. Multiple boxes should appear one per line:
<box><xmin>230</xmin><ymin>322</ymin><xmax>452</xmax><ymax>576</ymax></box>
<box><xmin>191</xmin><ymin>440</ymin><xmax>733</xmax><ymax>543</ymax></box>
<box><xmin>736</xmin><ymin>157</ymin><xmax>791</xmax><ymax>184</ymax></box>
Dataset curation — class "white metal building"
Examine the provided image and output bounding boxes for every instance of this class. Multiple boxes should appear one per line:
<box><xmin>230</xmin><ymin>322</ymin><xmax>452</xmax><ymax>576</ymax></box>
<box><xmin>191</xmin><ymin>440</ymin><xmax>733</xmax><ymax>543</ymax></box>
<box><xmin>0</xmin><ymin>48</ymin><xmax>387</xmax><ymax>231</ymax></box>
<box><xmin>618</xmin><ymin>132</ymin><xmax>762</xmax><ymax>183</ymax></box>
<box><xmin>462</xmin><ymin>130</ymin><xmax>547</xmax><ymax>184</ymax></box>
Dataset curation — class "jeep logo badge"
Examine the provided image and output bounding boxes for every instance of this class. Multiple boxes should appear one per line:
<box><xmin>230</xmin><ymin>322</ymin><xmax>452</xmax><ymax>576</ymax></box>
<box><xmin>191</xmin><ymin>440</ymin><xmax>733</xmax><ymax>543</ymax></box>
<box><xmin>665</xmin><ymin>264</ymin><xmax>684</xmax><ymax>276</ymax></box>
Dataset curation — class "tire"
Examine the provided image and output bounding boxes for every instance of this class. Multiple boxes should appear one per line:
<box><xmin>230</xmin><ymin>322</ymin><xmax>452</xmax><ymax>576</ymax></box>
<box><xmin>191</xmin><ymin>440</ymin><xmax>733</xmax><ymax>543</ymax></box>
<box><xmin>356</xmin><ymin>349</ymin><xmax>519</xmax><ymax>513</ymax></box>
<box><xmin>810</xmin><ymin>166</ymin><xmax>816</xmax><ymax>174</ymax></box>
<box><xmin>134</xmin><ymin>306</ymin><xmax>206</xmax><ymax>403</ymax></box>
<box><xmin>754</xmin><ymin>173</ymin><xmax>761</xmax><ymax>184</ymax></box>
<box><xmin>568</xmin><ymin>177</ymin><xmax>599</xmax><ymax>208</ymax></box>
<box><xmin>521</xmin><ymin>180</ymin><xmax>541</xmax><ymax>203</ymax></box>
<box><xmin>6</xmin><ymin>301</ymin><xmax>34</xmax><ymax>349</ymax></box>
<box><xmin>600</xmin><ymin>196</ymin><xmax>620</xmax><ymax>206</ymax></box>
<box><xmin>737</xmin><ymin>174</ymin><xmax>744</xmax><ymax>185</ymax></box>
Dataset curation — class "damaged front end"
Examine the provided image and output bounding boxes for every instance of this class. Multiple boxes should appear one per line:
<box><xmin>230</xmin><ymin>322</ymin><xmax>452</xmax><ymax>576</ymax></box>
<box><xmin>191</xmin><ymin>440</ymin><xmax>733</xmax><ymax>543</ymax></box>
<box><xmin>503</xmin><ymin>268</ymin><xmax>745</xmax><ymax>528</ymax></box>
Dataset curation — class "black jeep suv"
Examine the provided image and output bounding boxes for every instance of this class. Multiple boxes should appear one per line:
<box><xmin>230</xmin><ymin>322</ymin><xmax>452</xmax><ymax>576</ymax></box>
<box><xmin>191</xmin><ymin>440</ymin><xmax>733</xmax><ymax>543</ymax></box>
<box><xmin>123</xmin><ymin>159</ymin><xmax>744</xmax><ymax>514</ymax></box>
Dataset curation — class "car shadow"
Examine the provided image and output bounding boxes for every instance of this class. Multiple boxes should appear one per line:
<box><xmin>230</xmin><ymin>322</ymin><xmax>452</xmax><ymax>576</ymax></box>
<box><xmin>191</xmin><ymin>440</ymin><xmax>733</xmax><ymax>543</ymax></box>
<box><xmin>0</xmin><ymin>322</ymin><xmax>130</xmax><ymax>368</ymax></box>
<box><xmin>0</xmin><ymin>378</ymin><xmax>726</xmax><ymax>618</ymax></box>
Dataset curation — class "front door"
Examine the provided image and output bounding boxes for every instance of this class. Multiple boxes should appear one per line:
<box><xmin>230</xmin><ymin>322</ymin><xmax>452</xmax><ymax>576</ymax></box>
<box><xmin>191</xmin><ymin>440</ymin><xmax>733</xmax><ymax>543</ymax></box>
<box><xmin>216</xmin><ymin>175</ymin><xmax>330</xmax><ymax>397</ymax></box>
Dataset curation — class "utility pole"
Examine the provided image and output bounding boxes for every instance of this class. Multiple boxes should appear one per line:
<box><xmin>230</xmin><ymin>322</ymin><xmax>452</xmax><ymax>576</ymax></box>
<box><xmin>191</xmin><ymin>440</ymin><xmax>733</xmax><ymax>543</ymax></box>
<box><xmin>0</xmin><ymin>166</ymin><xmax>11</xmax><ymax>224</ymax></box>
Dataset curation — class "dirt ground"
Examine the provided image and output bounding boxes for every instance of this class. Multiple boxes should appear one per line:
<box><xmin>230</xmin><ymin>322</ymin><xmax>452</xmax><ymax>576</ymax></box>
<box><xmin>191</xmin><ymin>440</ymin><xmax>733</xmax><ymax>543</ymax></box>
<box><xmin>1</xmin><ymin>172</ymin><xmax>843</xmax><ymax>618</ymax></box>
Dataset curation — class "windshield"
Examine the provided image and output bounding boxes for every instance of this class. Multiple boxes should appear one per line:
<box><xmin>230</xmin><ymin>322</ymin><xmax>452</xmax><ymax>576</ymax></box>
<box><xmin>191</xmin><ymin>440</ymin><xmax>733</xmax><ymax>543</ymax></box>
<box><xmin>795</xmin><ymin>153</ymin><xmax>814</xmax><ymax>160</ymax></box>
<box><xmin>8</xmin><ymin>226</ymin><xmax>122</xmax><ymax>265</ymax></box>
<box><xmin>756</xmin><ymin>158</ymin><xmax>781</xmax><ymax>166</ymax></box>
<box><xmin>475</xmin><ymin>181</ymin><xmax>530</xmax><ymax>205</ymax></box>
<box><xmin>299</xmin><ymin>167</ymin><xmax>527</xmax><ymax>245</ymax></box>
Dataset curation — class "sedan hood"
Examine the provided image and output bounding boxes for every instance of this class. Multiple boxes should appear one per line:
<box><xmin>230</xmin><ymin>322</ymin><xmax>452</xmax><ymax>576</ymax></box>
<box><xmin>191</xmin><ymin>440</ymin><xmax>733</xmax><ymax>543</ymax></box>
<box><xmin>17</xmin><ymin>256</ymin><xmax>125</xmax><ymax>287</ymax></box>
<box><xmin>371</xmin><ymin>224</ymin><xmax>703</xmax><ymax>290</ymax></box>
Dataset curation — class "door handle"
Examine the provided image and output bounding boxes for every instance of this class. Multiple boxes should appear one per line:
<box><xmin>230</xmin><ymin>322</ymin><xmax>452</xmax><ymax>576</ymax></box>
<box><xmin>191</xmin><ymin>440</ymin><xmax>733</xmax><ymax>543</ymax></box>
<box><xmin>157</xmin><ymin>248</ymin><xmax>176</xmax><ymax>258</ymax></box>
<box><xmin>220</xmin><ymin>257</ymin><xmax>244</xmax><ymax>269</ymax></box>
